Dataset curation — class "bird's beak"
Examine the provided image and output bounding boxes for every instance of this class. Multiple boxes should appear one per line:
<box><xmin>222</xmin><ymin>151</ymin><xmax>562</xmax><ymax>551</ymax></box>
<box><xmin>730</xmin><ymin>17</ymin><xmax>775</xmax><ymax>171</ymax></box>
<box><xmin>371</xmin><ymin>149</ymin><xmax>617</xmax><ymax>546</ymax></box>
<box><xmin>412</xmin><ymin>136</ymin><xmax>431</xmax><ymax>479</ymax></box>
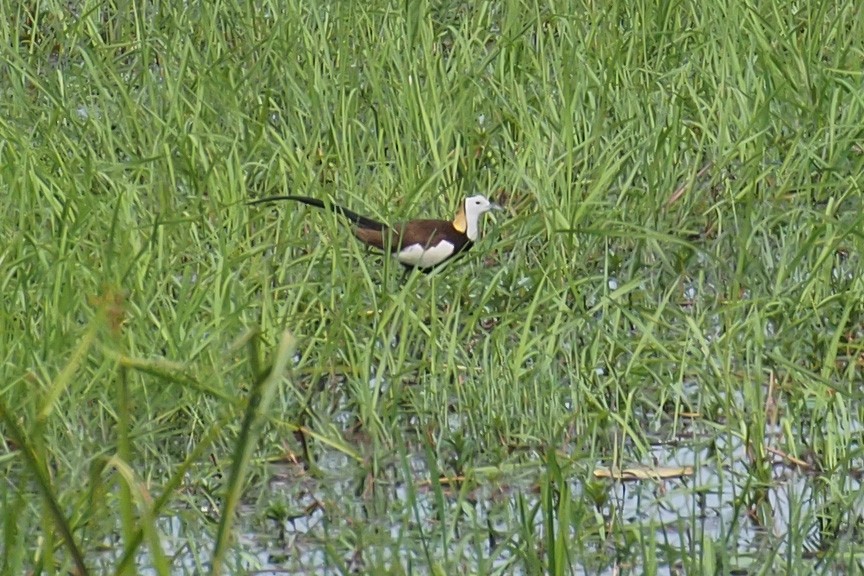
<box><xmin>489</xmin><ymin>202</ymin><xmax>504</xmax><ymax>211</ymax></box>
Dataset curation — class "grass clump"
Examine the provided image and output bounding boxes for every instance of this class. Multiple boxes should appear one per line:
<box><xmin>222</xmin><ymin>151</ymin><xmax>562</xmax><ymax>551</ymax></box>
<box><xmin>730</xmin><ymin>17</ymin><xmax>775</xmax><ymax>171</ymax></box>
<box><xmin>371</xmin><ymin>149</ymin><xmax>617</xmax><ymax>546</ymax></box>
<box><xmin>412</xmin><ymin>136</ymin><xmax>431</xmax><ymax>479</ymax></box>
<box><xmin>2</xmin><ymin>0</ymin><xmax>864</xmax><ymax>574</ymax></box>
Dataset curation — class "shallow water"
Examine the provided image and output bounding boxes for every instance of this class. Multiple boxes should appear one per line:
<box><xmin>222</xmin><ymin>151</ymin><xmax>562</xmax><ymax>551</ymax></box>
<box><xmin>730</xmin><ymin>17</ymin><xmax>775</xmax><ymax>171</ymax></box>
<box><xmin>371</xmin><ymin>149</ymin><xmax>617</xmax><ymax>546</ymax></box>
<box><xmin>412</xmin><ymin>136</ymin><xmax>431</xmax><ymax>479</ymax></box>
<box><xmin>215</xmin><ymin>424</ymin><xmax>862</xmax><ymax>574</ymax></box>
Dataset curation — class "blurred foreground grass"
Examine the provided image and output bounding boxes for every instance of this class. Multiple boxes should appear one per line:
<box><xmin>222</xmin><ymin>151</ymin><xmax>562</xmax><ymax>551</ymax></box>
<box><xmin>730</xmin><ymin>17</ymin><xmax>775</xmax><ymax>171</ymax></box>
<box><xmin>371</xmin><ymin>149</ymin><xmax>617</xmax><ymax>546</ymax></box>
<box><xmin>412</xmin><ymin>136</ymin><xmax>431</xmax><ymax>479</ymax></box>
<box><xmin>2</xmin><ymin>0</ymin><xmax>864</xmax><ymax>574</ymax></box>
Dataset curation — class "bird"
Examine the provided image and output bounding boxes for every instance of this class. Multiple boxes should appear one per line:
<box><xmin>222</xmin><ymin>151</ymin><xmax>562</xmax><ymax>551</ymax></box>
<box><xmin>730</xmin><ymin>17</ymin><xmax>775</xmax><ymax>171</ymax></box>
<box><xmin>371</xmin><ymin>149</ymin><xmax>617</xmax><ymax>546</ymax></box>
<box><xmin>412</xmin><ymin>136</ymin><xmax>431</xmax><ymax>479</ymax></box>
<box><xmin>249</xmin><ymin>194</ymin><xmax>501</xmax><ymax>271</ymax></box>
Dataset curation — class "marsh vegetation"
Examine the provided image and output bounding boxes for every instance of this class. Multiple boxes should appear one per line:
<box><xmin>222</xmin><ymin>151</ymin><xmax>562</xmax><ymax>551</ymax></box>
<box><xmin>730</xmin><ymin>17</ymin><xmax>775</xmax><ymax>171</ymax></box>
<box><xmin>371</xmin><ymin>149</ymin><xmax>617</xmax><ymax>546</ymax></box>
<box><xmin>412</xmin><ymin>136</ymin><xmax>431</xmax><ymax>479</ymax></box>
<box><xmin>2</xmin><ymin>0</ymin><xmax>864</xmax><ymax>574</ymax></box>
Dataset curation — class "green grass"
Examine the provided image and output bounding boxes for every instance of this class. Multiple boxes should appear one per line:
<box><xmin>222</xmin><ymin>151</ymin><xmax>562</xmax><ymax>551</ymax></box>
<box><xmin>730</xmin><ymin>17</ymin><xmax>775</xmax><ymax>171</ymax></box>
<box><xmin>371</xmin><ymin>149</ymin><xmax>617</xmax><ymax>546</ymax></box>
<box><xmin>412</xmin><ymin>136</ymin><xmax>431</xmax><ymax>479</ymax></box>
<box><xmin>3</xmin><ymin>0</ymin><xmax>864</xmax><ymax>574</ymax></box>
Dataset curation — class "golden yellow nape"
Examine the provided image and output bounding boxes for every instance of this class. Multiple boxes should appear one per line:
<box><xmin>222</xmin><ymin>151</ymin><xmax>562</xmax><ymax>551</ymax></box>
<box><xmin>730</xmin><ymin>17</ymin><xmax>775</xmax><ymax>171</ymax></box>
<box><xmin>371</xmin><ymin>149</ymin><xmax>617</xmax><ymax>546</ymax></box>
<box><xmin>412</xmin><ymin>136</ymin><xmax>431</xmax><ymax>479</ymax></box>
<box><xmin>451</xmin><ymin>205</ymin><xmax>467</xmax><ymax>233</ymax></box>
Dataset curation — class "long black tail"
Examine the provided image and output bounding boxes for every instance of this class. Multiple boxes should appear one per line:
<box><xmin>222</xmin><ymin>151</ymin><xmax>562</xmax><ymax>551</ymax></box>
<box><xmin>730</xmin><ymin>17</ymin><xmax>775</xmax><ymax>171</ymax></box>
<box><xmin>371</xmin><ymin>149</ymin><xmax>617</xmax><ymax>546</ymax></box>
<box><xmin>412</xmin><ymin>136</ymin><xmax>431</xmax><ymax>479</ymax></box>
<box><xmin>248</xmin><ymin>195</ymin><xmax>385</xmax><ymax>229</ymax></box>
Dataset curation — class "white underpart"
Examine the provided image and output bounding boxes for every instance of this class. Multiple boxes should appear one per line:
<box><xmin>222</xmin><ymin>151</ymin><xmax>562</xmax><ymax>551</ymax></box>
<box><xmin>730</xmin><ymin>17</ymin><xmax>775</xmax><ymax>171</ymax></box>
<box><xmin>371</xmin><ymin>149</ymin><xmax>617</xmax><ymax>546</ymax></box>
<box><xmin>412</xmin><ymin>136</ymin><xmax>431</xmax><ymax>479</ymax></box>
<box><xmin>397</xmin><ymin>241</ymin><xmax>456</xmax><ymax>268</ymax></box>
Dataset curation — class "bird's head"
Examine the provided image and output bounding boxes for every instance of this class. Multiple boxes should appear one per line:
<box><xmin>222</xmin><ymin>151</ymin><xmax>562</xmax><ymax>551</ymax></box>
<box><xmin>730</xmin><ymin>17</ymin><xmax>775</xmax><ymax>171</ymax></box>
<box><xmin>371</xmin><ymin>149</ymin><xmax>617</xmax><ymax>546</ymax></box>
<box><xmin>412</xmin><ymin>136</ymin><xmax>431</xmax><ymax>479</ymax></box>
<box><xmin>463</xmin><ymin>195</ymin><xmax>502</xmax><ymax>220</ymax></box>
<box><xmin>458</xmin><ymin>195</ymin><xmax>502</xmax><ymax>240</ymax></box>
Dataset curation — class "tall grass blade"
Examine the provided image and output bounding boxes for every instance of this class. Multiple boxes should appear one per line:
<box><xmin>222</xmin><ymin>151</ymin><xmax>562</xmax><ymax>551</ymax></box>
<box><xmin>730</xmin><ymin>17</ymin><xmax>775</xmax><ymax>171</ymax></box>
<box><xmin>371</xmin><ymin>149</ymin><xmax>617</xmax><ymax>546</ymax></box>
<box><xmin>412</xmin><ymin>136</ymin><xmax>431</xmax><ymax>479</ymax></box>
<box><xmin>210</xmin><ymin>331</ymin><xmax>295</xmax><ymax>574</ymax></box>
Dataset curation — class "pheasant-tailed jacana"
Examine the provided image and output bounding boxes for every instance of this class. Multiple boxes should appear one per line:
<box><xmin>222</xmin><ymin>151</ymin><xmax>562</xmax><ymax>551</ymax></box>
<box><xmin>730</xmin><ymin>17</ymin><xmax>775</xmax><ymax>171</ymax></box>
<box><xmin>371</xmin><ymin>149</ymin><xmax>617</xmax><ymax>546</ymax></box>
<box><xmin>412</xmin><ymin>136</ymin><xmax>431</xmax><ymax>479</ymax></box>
<box><xmin>249</xmin><ymin>194</ymin><xmax>501</xmax><ymax>271</ymax></box>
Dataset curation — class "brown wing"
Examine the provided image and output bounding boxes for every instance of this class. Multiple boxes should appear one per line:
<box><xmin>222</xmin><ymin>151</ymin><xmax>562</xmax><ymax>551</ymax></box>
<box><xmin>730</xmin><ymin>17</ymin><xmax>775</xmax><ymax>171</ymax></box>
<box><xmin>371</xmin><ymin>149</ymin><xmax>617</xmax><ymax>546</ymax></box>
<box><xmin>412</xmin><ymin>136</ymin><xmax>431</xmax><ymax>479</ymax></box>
<box><xmin>352</xmin><ymin>225</ymin><xmax>393</xmax><ymax>252</ymax></box>
<box><xmin>397</xmin><ymin>219</ymin><xmax>472</xmax><ymax>253</ymax></box>
<box><xmin>352</xmin><ymin>219</ymin><xmax>470</xmax><ymax>254</ymax></box>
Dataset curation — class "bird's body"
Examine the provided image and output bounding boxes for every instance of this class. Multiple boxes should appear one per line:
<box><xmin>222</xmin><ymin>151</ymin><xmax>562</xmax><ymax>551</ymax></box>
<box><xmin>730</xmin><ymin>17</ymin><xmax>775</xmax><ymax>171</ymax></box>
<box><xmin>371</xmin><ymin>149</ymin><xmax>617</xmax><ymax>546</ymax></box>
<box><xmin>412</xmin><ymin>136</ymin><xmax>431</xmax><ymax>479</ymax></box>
<box><xmin>249</xmin><ymin>194</ymin><xmax>499</xmax><ymax>271</ymax></box>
